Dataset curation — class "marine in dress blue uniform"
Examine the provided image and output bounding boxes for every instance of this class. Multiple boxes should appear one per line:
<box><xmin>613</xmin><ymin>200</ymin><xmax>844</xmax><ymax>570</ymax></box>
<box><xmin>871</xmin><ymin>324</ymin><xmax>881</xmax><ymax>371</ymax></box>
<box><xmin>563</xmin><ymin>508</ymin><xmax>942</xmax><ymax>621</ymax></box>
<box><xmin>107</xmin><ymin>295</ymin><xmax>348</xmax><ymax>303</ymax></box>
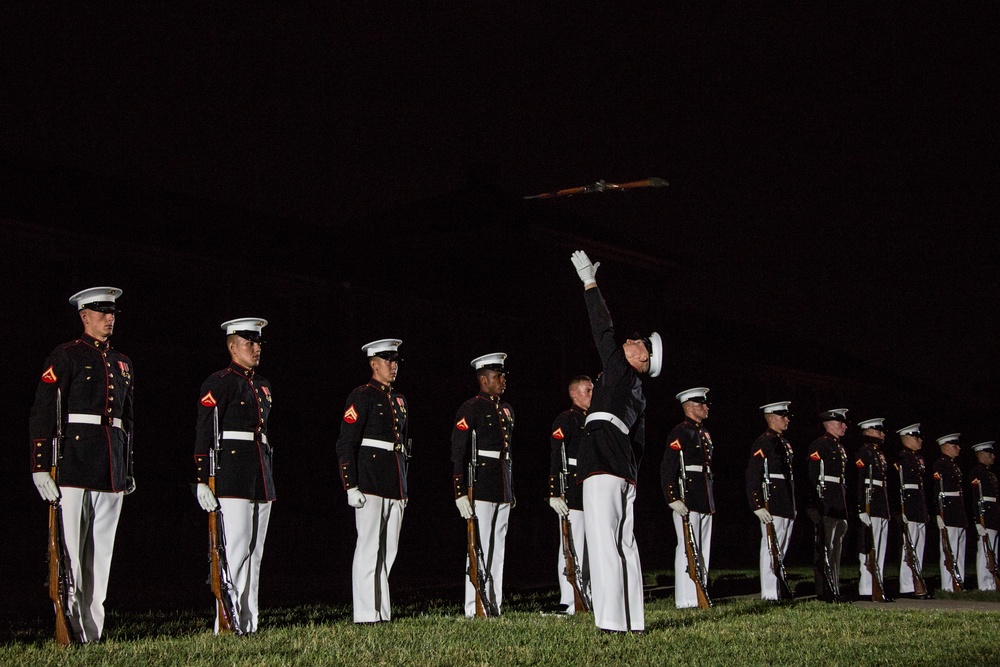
<box><xmin>893</xmin><ymin>423</ymin><xmax>932</xmax><ymax>597</ymax></box>
<box><xmin>570</xmin><ymin>250</ymin><xmax>662</xmax><ymax>633</ymax></box>
<box><xmin>29</xmin><ymin>287</ymin><xmax>134</xmax><ymax>643</ymax></box>
<box><xmin>854</xmin><ymin>418</ymin><xmax>893</xmax><ymax>600</ymax></box>
<box><xmin>807</xmin><ymin>408</ymin><xmax>850</xmax><ymax>600</ymax></box>
<box><xmin>452</xmin><ymin>353</ymin><xmax>514</xmax><ymax>617</ymax></box>
<box><xmin>335</xmin><ymin>339</ymin><xmax>409</xmax><ymax>622</ymax></box>
<box><xmin>661</xmin><ymin>387</ymin><xmax>715</xmax><ymax>608</ymax></box>
<box><xmin>933</xmin><ymin>433</ymin><xmax>967</xmax><ymax>591</ymax></box>
<box><xmin>547</xmin><ymin>375</ymin><xmax>593</xmax><ymax>614</ymax></box>
<box><xmin>969</xmin><ymin>441</ymin><xmax>999</xmax><ymax>591</ymax></box>
<box><xmin>746</xmin><ymin>401</ymin><xmax>796</xmax><ymax>600</ymax></box>
<box><xmin>194</xmin><ymin>318</ymin><xmax>274</xmax><ymax>634</ymax></box>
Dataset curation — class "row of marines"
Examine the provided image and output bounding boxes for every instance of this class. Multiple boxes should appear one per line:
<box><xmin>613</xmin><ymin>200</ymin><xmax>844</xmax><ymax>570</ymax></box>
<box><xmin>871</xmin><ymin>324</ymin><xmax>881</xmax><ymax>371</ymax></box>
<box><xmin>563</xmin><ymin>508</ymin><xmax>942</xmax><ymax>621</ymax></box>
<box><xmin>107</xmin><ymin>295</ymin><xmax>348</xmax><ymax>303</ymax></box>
<box><xmin>27</xmin><ymin>255</ymin><xmax>1000</xmax><ymax>643</ymax></box>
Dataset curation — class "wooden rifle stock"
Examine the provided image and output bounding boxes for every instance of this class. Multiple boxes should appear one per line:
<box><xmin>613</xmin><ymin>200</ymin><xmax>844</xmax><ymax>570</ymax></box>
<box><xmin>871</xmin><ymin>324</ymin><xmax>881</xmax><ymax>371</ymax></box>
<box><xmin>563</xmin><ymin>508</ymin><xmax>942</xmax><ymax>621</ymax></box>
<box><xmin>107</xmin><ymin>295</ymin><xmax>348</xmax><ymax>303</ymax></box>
<box><xmin>863</xmin><ymin>469</ymin><xmax>889</xmax><ymax>602</ymax></box>
<box><xmin>47</xmin><ymin>387</ymin><xmax>74</xmax><ymax>646</ymax></box>
<box><xmin>682</xmin><ymin>516</ymin><xmax>712</xmax><ymax>609</ymax></box>
<box><xmin>813</xmin><ymin>460</ymin><xmax>842</xmax><ymax>601</ymax></box>
<box><xmin>897</xmin><ymin>465</ymin><xmax>928</xmax><ymax>596</ymax></box>
<box><xmin>975</xmin><ymin>485</ymin><xmax>1000</xmax><ymax>589</ymax></box>
<box><xmin>466</xmin><ymin>431</ymin><xmax>498</xmax><ymax>617</ymax></box>
<box><xmin>938</xmin><ymin>483</ymin><xmax>964</xmax><ymax>592</ymax></box>
<box><xmin>561</xmin><ymin>515</ymin><xmax>591</xmax><ymax>612</ymax></box>
<box><xmin>48</xmin><ymin>495</ymin><xmax>74</xmax><ymax>646</ymax></box>
<box><xmin>899</xmin><ymin>520</ymin><xmax>929</xmax><ymax>597</ymax></box>
<box><xmin>208</xmin><ymin>407</ymin><xmax>241</xmax><ymax>634</ymax></box>
<box><xmin>761</xmin><ymin>461</ymin><xmax>792</xmax><ymax>600</ymax></box>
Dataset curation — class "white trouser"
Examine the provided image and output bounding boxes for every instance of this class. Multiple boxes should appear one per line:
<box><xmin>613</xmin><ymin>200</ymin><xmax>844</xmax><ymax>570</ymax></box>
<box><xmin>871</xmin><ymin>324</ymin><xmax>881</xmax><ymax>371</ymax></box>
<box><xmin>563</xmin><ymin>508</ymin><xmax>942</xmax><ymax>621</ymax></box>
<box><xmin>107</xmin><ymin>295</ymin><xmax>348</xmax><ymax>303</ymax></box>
<box><xmin>583</xmin><ymin>475</ymin><xmax>644</xmax><ymax>632</ymax></box>
<box><xmin>217</xmin><ymin>498</ymin><xmax>271</xmax><ymax>634</ymax></box>
<box><xmin>464</xmin><ymin>500</ymin><xmax>509</xmax><ymax>617</ymax></box>
<box><xmin>759</xmin><ymin>515</ymin><xmax>793</xmax><ymax>600</ymax></box>
<box><xmin>555</xmin><ymin>508</ymin><xmax>588</xmax><ymax>613</ymax></box>
<box><xmin>938</xmin><ymin>525</ymin><xmax>967</xmax><ymax>592</ymax></box>
<box><xmin>814</xmin><ymin>516</ymin><xmax>847</xmax><ymax>595</ymax></box>
<box><xmin>353</xmin><ymin>495</ymin><xmax>405</xmax><ymax>622</ymax></box>
<box><xmin>975</xmin><ymin>528</ymin><xmax>999</xmax><ymax>591</ymax></box>
<box><xmin>898</xmin><ymin>521</ymin><xmax>926</xmax><ymax>594</ymax></box>
<box><xmin>60</xmin><ymin>487</ymin><xmax>123</xmax><ymax>643</ymax></box>
<box><xmin>858</xmin><ymin>517</ymin><xmax>889</xmax><ymax>596</ymax></box>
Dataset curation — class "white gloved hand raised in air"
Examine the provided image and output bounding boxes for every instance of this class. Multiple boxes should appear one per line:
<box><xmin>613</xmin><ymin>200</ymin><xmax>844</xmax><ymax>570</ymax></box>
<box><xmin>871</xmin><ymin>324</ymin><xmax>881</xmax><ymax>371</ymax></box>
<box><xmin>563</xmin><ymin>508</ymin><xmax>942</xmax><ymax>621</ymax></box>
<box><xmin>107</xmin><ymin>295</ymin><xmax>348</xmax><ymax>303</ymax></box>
<box><xmin>668</xmin><ymin>499</ymin><xmax>689</xmax><ymax>518</ymax></box>
<box><xmin>196</xmin><ymin>483</ymin><xmax>219</xmax><ymax>512</ymax></box>
<box><xmin>570</xmin><ymin>250</ymin><xmax>600</xmax><ymax>286</ymax></box>
<box><xmin>455</xmin><ymin>495</ymin><xmax>473</xmax><ymax>519</ymax></box>
<box><xmin>548</xmin><ymin>496</ymin><xmax>570</xmax><ymax>517</ymax></box>
<box><xmin>32</xmin><ymin>472</ymin><xmax>60</xmax><ymax>503</ymax></box>
<box><xmin>753</xmin><ymin>507</ymin><xmax>773</xmax><ymax>524</ymax></box>
<box><xmin>347</xmin><ymin>488</ymin><xmax>367</xmax><ymax>509</ymax></box>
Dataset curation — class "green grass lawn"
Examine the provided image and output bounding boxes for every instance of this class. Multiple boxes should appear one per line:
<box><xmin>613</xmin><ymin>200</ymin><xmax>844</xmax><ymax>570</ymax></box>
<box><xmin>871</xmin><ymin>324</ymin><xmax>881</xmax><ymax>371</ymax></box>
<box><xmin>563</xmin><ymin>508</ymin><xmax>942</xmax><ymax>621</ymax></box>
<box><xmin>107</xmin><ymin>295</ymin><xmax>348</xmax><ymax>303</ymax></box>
<box><xmin>4</xmin><ymin>569</ymin><xmax>998</xmax><ymax>667</ymax></box>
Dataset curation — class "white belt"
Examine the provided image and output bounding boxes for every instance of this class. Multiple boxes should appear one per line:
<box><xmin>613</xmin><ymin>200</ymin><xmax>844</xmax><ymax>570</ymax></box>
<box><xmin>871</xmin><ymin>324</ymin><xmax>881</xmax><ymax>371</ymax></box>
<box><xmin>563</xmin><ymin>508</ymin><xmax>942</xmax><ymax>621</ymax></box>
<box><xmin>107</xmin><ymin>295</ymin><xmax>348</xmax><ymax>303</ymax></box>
<box><xmin>685</xmin><ymin>464</ymin><xmax>708</xmax><ymax>473</ymax></box>
<box><xmin>940</xmin><ymin>491</ymin><xmax>961</xmax><ymax>497</ymax></box>
<box><xmin>221</xmin><ymin>430</ymin><xmax>268</xmax><ymax>444</ymax></box>
<box><xmin>361</xmin><ymin>438</ymin><xmax>394</xmax><ymax>451</ymax></box>
<box><xmin>984</xmin><ymin>496</ymin><xmax>998</xmax><ymax>503</ymax></box>
<box><xmin>768</xmin><ymin>473</ymin><xmax>786</xmax><ymax>480</ymax></box>
<box><xmin>67</xmin><ymin>413</ymin><xmax>123</xmax><ymax>429</ymax></box>
<box><xmin>478</xmin><ymin>450</ymin><xmax>501</xmax><ymax>459</ymax></box>
<box><xmin>567</xmin><ymin>457</ymin><xmax>577</xmax><ymax>466</ymax></box>
<box><xmin>868</xmin><ymin>480</ymin><xmax>884</xmax><ymax>487</ymax></box>
<box><xmin>822</xmin><ymin>476</ymin><xmax>841</xmax><ymax>484</ymax></box>
<box><xmin>903</xmin><ymin>484</ymin><xmax>920</xmax><ymax>490</ymax></box>
<box><xmin>585</xmin><ymin>411</ymin><xmax>629</xmax><ymax>435</ymax></box>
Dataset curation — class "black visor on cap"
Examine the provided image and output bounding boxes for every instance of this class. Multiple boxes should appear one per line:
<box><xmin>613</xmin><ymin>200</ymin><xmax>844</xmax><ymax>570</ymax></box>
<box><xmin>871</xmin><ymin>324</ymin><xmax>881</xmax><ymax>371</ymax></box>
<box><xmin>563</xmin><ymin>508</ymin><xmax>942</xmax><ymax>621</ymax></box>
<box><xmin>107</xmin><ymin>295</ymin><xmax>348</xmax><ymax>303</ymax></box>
<box><xmin>770</xmin><ymin>409</ymin><xmax>791</xmax><ymax>417</ymax></box>
<box><xmin>480</xmin><ymin>363</ymin><xmax>506</xmax><ymax>374</ymax></box>
<box><xmin>234</xmin><ymin>330</ymin><xmax>265</xmax><ymax>344</ymax></box>
<box><xmin>82</xmin><ymin>301</ymin><xmax>118</xmax><ymax>313</ymax></box>
<box><xmin>687</xmin><ymin>396</ymin><xmax>708</xmax><ymax>404</ymax></box>
<box><xmin>373</xmin><ymin>351</ymin><xmax>399</xmax><ymax>361</ymax></box>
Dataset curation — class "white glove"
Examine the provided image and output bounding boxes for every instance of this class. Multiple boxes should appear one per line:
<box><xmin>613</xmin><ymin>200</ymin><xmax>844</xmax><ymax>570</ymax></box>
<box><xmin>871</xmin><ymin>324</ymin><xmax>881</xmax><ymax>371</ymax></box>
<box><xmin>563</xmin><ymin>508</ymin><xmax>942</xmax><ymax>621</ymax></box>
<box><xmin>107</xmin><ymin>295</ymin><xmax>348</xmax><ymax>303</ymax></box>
<box><xmin>455</xmin><ymin>495</ymin><xmax>473</xmax><ymax>519</ymax></box>
<box><xmin>196</xmin><ymin>483</ymin><xmax>219</xmax><ymax>512</ymax></box>
<box><xmin>549</xmin><ymin>497</ymin><xmax>570</xmax><ymax>517</ymax></box>
<box><xmin>570</xmin><ymin>250</ymin><xmax>600</xmax><ymax>286</ymax></box>
<box><xmin>859</xmin><ymin>512</ymin><xmax>872</xmax><ymax>526</ymax></box>
<box><xmin>347</xmin><ymin>488</ymin><xmax>367</xmax><ymax>509</ymax></box>
<box><xmin>125</xmin><ymin>476</ymin><xmax>137</xmax><ymax>495</ymax></box>
<box><xmin>976</xmin><ymin>523</ymin><xmax>988</xmax><ymax>537</ymax></box>
<box><xmin>32</xmin><ymin>471</ymin><xmax>60</xmax><ymax>503</ymax></box>
<box><xmin>936</xmin><ymin>515</ymin><xmax>945</xmax><ymax>529</ymax></box>
<box><xmin>668</xmin><ymin>499</ymin><xmax>689</xmax><ymax>517</ymax></box>
<box><xmin>753</xmin><ymin>508</ymin><xmax>773</xmax><ymax>524</ymax></box>
<box><xmin>400</xmin><ymin>498</ymin><xmax>408</xmax><ymax>510</ymax></box>
<box><xmin>901</xmin><ymin>513</ymin><xmax>909</xmax><ymax>525</ymax></box>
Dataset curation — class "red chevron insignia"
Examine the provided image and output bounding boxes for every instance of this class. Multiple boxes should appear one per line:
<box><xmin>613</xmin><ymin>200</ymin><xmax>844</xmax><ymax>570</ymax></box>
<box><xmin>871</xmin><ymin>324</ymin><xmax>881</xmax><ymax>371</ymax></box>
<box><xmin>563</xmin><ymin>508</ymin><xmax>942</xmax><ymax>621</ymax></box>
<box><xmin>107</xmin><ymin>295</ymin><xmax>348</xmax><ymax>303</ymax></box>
<box><xmin>41</xmin><ymin>366</ymin><xmax>58</xmax><ymax>383</ymax></box>
<box><xmin>344</xmin><ymin>405</ymin><xmax>359</xmax><ymax>423</ymax></box>
<box><xmin>753</xmin><ymin>449</ymin><xmax>764</xmax><ymax>459</ymax></box>
<box><xmin>856</xmin><ymin>459</ymin><xmax>864</xmax><ymax>468</ymax></box>
<box><xmin>810</xmin><ymin>451</ymin><xmax>821</xmax><ymax>461</ymax></box>
<box><xmin>669</xmin><ymin>439</ymin><xmax>682</xmax><ymax>451</ymax></box>
<box><xmin>200</xmin><ymin>391</ymin><xmax>217</xmax><ymax>407</ymax></box>
<box><xmin>456</xmin><ymin>417</ymin><xmax>469</xmax><ymax>431</ymax></box>
<box><xmin>933</xmin><ymin>472</ymin><xmax>941</xmax><ymax>480</ymax></box>
<box><xmin>552</xmin><ymin>427</ymin><xmax>565</xmax><ymax>440</ymax></box>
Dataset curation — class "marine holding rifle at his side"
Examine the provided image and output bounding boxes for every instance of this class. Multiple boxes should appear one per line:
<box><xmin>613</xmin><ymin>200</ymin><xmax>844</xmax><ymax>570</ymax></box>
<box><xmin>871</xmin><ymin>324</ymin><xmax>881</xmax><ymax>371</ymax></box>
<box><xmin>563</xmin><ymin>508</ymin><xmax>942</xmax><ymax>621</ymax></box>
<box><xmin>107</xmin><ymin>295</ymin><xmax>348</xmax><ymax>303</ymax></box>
<box><xmin>746</xmin><ymin>401</ymin><xmax>796</xmax><ymax>601</ymax></box>
<box><xmin>546</xmin><ymin>375</ymin><xmax>594</xmax><ymax>615</ymax></box>
<box><xmin>335</xmin><ymin>338</ymin><xmax>410</xmax><ymax>623</ymax></box>
<box><xmin>968</xmin><ymin>440</ymin><xmax>999</xmax><ymax>591</ymax></box>
<box><xmin>451</xmin><ymin>353</ymin><xmax>514</xmax><ymax>617</ymax></box>
<box><xmin>893</xmin><ymin>423</ymin><xmax>932</xmax><ymax>599</ymax></box>
<box><xmin>933</xmin><ymin>433</ymin><xmax>967</xmax><ymax>592</ymax></box>
<box><xmin>194</xmin><ymin>318</ymin><xmax>275</xmax><ymax>635</ymax></box>
<box><xmin>30</xmin><ymin>287</ymin><xmax>135</xmax><ymax>644</ymax></box>
<box><xmin>661</xmin><ymin>387</ymin><xmax>715</xmax><ymax>609</ymax></box>
<box><xmin>854</xmin><ymin>418</ymin><xmax>893</xmax><ymax>602</ymax></box>
<box><xmin>806</xmin><ymin>408</ymin><xmax>850</xmax><ymax>602</ymax></box>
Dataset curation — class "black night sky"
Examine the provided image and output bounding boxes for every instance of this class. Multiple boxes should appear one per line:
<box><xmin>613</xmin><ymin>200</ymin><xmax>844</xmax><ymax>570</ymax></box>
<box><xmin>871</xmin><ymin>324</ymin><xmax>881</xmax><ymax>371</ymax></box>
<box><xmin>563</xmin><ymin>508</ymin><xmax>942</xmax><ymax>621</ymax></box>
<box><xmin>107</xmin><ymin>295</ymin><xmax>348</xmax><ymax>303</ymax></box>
<box><xmin>1</xmin><ymin>5</ymin><xmax>997</xmax><ymax>620</ymax></box>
